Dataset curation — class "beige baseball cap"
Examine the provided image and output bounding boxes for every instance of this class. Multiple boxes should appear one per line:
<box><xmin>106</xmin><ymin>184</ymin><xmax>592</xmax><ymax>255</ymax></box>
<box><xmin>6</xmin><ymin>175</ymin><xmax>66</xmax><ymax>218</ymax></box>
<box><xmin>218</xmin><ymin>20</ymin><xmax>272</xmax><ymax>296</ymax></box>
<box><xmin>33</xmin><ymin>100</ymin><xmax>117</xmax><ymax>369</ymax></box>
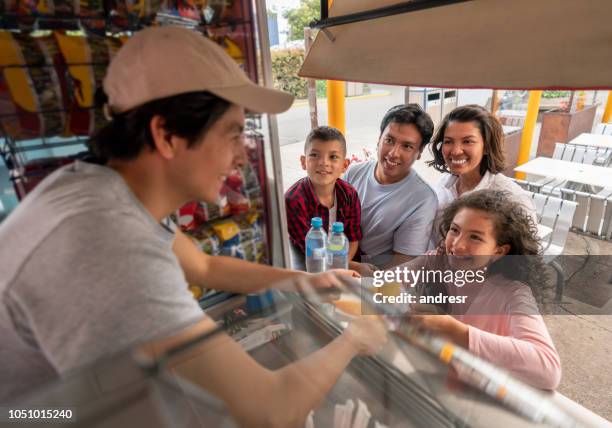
<box><xmin>103</xmin><ymin>26</ymin><xmax>293</xmax><ymax>114</ymax></box>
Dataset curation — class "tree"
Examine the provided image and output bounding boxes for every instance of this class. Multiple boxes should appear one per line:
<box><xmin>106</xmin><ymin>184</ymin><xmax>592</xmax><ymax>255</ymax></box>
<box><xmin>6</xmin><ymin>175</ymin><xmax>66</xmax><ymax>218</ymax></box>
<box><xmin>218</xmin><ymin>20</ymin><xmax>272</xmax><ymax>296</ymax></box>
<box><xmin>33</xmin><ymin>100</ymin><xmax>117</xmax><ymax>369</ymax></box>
<box><xmin>283</xmin><ymin>0</ymin><xmax>320</xmax><ymax>41</ymax></box>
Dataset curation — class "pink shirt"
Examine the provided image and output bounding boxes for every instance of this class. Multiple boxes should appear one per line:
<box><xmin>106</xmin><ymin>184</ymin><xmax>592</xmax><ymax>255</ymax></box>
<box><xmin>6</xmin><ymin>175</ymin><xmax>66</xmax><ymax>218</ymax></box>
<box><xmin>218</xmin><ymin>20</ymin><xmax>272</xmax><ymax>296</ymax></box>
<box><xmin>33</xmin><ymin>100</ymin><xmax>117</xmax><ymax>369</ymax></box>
<box><xmin>449</xmin><ymin>275</ymin><xmax>561</xmax><ymax>390</ymax></box>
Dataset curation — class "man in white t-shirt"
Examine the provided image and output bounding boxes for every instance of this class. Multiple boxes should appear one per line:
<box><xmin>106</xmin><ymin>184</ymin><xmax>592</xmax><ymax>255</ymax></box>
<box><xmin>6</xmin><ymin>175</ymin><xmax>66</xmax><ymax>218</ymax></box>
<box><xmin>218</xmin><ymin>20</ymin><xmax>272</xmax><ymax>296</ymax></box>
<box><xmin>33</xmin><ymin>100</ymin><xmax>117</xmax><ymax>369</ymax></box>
<box><xmin>345</xmin><ymin>104</ymin><xmax>438</xmax><ymax>266</ymax></box>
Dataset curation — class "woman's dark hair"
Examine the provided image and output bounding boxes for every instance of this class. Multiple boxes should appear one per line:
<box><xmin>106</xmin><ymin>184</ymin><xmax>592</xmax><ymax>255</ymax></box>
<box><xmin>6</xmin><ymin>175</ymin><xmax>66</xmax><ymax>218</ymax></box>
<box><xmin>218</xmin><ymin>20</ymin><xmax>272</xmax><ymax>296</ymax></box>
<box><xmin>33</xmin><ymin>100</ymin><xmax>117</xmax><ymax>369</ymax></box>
<box><xmin>428</xmin><ymin>104</ymin><xmax>506</xmax><ymax>175</ymax></box>
<box><xmin>438</xmin><ymin>189</ymin><xmax>552</xmax><ymax>305</ymax></box>
<box><xmin>379</xmin><ymin>104</ymin><xmax>434</xmax><ymax>149</ymax></box>
<box><xmin>88</xmin><ymin>90</ymin><xmax>232</xmax><ymax>162</ymax></box>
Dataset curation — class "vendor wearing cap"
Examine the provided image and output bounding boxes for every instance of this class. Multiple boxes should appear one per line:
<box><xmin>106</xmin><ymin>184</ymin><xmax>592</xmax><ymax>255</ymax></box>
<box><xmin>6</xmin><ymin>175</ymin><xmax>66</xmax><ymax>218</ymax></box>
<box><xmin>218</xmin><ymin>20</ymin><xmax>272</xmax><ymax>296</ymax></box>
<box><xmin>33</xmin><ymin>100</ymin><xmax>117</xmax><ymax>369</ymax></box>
<box><xmin>0</xmin><ymin>26</ymin><xmax>387</xmax><ymax>426</ymax></box>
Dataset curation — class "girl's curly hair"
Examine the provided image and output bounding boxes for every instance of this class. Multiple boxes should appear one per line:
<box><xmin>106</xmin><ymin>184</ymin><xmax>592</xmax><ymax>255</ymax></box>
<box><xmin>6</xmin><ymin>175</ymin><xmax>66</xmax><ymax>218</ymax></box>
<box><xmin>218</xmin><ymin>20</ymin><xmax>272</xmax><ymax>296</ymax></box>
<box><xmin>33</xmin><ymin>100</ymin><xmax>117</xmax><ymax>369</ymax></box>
<box><xmin>438</xmin><ymin>189</ymin><xmax>552</xmax><ymax>306</ymax></box>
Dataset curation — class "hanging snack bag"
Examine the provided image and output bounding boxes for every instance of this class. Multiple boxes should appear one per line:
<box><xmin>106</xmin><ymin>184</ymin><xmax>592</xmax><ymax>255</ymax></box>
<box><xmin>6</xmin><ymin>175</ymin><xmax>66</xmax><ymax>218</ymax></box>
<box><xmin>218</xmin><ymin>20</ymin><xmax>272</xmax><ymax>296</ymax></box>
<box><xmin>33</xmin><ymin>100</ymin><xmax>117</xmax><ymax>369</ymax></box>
<box><xmin>212</xmin><ymin>219</ymin><xmax>245</xmax><ymax>259</ymax></box>
<box><xmin>0</xmin><ymin>32</ymin><xmax>65</xmax><ymax>140</ymax></box>
<box><xmin>0</xmin><ymin>64</ymin><xmax>21</xmax><ymax>140</ymax></box>
<box><xmin>88</xmin><ymin>34</ymin><xmax>123</xmax><ymax>133</ymax></box>
<box><xmin>55</xmin><ymin>31</ymin><xmax>95</xmax><ymax>136</ymax></box>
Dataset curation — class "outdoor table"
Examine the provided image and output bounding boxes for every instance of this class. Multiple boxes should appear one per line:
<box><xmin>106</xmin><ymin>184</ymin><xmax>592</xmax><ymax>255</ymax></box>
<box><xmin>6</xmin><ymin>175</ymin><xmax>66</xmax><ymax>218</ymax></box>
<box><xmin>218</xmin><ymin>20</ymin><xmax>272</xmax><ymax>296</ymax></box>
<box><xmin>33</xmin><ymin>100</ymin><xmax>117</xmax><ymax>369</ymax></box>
<box><xmin>515</xmin><ymin>157</ymin><xmax>612</xmax><ymax>188</ymax></box>
<box><xmin>568</xmin><ymin>133</ymin><xmax>612</xmax><ymax>149</ymax></box>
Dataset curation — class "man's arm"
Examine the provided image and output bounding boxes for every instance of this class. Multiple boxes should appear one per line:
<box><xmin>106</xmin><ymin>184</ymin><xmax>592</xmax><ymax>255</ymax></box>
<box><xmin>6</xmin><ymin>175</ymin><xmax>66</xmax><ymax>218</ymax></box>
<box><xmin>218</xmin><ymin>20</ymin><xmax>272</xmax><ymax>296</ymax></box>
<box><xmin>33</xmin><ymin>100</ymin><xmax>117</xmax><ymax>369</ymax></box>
<box><xmin>173</xmin><ymin>228</ymin><xmax>352</xmax><ymax>293</ymax></box>
<box><xmin>142</xmin><ymin>315</ymin><xmax>387</xmax><ymax>428</ymax></box>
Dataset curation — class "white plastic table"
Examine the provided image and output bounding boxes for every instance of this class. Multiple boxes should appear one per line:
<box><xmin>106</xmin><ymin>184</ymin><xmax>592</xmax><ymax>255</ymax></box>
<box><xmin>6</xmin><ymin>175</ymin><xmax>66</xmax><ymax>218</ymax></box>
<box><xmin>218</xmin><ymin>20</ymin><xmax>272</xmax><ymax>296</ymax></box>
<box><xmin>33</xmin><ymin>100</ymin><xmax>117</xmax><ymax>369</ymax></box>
<box><xmin>568</xmin><ymin>133</ymin><xmax>612</xmax><ymax>148</ymax></box>
<box><xmin>515</xmin><ymin>157</ymin><xmax>612</xmax><ymax>188</ymax></box>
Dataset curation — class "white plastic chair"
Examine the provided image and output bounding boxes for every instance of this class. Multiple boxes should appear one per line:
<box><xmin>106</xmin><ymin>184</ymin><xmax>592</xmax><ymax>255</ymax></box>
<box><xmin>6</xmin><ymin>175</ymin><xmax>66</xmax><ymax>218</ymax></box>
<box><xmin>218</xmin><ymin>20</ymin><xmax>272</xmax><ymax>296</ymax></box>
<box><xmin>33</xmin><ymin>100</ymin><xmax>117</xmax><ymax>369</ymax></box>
<box><xmin>571</xmin><ymin>146</ymin><xmax>586</xmax><ymax>163</ymax></box>
<box><xmin>551</xmin><ymin>142</ymin><xmax>565</xmax><ymax>159</ymax></box>
<box><xmin>594</xmin><ymin>123</ymin><xmax>606</xmax><ymax>134</ymax></box>
<box><xmin>582</xmin><ymin>148</ymin><xmax>598</xmax><ymax>165</ymax></box>
<box><xmin>544</xmin><ymin>199</ymin><xmax>578</xmax><ymax>259</ymax></box>
<box><xmin>561</xmin><ymin>145</ymin><xmax>576</xmax><ymax>161</ymax></box>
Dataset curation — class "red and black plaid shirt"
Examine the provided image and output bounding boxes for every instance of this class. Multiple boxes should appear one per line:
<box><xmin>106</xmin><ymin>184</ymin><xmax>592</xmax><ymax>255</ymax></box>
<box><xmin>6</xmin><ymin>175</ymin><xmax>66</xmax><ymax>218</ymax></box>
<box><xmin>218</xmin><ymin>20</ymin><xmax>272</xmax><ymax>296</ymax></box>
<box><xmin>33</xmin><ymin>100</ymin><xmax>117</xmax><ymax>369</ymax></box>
<box><xmin>284</xmin><ymin>177</ymin><xmax>362</xmax><ymax>254</ymax></box>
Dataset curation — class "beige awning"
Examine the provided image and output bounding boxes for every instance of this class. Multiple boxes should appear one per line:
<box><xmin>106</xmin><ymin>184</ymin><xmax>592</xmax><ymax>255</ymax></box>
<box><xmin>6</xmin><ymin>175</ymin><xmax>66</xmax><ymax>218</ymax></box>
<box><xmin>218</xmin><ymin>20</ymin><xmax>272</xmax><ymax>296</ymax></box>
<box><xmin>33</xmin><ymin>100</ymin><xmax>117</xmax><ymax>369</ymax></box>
<box><xmin>299</xmin><ymin>0</ymin><xmax>612</xmax><ymax>89</ymax></box>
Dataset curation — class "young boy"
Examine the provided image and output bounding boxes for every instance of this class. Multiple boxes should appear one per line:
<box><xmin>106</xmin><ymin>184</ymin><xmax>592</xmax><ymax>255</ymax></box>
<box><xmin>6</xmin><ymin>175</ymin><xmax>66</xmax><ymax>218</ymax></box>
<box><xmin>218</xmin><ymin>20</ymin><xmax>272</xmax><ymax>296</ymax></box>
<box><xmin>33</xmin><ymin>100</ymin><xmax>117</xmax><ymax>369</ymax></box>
<box><xmin>285</xmin><ymin>126</ymin><xmax>362</xmax><ymax>270</ymax></box>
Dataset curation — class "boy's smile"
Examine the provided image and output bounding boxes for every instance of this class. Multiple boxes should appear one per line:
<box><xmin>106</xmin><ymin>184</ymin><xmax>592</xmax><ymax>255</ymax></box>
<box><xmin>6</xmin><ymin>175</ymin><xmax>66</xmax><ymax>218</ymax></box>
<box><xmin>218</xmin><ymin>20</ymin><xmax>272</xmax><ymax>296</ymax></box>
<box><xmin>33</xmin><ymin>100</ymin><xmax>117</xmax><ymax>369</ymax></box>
<box><xmin>301</xmin><ymin>139</ymin><xmax>350</xmax><ymax>188</ymax></box>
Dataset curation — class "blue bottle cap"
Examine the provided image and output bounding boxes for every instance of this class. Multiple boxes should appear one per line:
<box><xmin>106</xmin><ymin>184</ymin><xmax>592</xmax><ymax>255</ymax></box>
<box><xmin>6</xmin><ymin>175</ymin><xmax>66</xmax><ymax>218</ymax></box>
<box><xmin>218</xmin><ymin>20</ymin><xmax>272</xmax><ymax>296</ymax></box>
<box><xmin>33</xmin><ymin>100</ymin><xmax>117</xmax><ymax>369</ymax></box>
<box><xmin>332</xmin><ymin>222</ymin><xmax>344</xmax><ymax>233</ymax></box>
<box><xmin>311</xmin><ymin>217</ymin><xmax>323</xmax><ymax>228</ymax></box>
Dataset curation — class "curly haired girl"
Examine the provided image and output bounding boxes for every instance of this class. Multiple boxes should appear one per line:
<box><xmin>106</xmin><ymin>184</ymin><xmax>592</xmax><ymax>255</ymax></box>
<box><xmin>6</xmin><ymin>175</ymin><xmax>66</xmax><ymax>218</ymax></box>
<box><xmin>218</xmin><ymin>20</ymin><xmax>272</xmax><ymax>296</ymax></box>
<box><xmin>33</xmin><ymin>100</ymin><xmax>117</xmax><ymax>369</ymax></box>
<box><xmin>409</xmin><ymin>189</ymin><xmax>561</xmax><ymax>390</ymax></box>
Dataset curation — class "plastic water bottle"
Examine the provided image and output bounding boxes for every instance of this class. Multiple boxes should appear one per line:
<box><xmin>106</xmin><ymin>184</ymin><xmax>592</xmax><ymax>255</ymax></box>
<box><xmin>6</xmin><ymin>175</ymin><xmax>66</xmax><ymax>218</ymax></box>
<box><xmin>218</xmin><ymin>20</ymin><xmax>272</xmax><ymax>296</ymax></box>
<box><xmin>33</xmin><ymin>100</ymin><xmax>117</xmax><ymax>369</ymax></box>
<box><xmin>327</xmin><ymin>222</ymin><xmax>349</xmax><ymax>270</ymax></box>
<box><xmin>305</xmin><ymin>217</ymin><xmax>327</xmax><ymax>273</ymax></box>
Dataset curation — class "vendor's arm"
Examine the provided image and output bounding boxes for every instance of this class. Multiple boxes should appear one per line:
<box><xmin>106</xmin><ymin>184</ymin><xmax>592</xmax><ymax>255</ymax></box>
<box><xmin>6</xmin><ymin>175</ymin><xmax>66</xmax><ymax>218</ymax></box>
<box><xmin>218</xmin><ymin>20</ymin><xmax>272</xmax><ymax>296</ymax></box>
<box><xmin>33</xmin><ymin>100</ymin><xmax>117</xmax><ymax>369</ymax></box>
<box><xmin>143</xmin><ymin>314</ymin><xmax>387</xmax><ymax>428</ymax></box>
<box><xmin>173</xmin><ymin>228</ymin><xmax>350</xmax><ymax>293</ymax></box>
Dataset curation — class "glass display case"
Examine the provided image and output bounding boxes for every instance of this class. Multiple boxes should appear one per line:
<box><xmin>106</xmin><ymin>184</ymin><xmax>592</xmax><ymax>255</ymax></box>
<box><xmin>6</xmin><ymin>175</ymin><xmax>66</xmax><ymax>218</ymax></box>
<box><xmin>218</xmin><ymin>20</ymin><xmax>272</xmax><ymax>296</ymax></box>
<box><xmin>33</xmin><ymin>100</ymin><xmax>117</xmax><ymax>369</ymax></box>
<box><xmin>8</xmin><ymin>285</ymin><xmax>600</xmax><ymax>428</ymax></box>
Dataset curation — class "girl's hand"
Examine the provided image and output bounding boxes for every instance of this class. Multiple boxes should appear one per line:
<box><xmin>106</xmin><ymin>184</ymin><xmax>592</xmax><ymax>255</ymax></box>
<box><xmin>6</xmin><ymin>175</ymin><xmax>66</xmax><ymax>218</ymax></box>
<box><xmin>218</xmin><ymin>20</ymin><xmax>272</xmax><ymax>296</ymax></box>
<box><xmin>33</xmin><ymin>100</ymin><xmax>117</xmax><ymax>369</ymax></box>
<box><xmin>408</xmin><ymin>304</ymin><xmax>469</xmax><ymax>348</ymax></box>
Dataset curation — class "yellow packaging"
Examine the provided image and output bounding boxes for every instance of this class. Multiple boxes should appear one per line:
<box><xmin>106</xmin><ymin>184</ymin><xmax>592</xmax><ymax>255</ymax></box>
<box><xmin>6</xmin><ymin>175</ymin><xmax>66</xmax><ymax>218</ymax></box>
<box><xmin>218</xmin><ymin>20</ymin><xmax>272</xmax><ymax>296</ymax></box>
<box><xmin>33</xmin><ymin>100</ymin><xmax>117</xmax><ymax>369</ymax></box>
<box><xmin>212</xmin><ymin>220</ymin><xmax>240</xmax><ymax>242</ymax></box>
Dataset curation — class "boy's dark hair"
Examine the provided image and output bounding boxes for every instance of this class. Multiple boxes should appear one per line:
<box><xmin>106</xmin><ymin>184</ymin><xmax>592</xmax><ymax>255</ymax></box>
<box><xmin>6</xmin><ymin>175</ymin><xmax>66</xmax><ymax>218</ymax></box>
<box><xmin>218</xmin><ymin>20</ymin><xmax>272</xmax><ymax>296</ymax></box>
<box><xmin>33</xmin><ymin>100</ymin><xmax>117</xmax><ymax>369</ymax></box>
<box><xmin>438</xmin><ymin>189</ymin><xmax>551</xmax><ymax>305</ymax></box>
<box><xmin>304</xmin><ymin>126</ymin><xmax>347</xmax><ymax>155</ymax></box>
<box><xmin>379</xmin><ymin>104</ymin><xmax>434</xmax><ymax>149</ymax></box>
<box><xmin>428</xmin><ymin>104</ymin><xmax>506</xmax><ymax>175</ymax></box>
<box><xmin>88</xmin><ymin>90</ymin><xmax>231</xmax><ymax>162</ymax></box>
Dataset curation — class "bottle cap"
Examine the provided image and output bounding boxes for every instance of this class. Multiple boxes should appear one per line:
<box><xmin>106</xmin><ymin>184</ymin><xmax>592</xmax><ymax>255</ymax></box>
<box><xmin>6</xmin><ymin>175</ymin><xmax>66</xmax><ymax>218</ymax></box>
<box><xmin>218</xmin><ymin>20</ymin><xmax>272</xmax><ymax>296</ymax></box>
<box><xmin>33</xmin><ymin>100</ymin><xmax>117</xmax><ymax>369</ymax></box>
<box><xmin>332</xmin><ymin>222</ymin><xmax>344</xmax><ymax>233</ymax></box>
<box><xmin>311</xmin><ymin>217</ymin><xmax>323</xmax><ymax>228</ymax></box>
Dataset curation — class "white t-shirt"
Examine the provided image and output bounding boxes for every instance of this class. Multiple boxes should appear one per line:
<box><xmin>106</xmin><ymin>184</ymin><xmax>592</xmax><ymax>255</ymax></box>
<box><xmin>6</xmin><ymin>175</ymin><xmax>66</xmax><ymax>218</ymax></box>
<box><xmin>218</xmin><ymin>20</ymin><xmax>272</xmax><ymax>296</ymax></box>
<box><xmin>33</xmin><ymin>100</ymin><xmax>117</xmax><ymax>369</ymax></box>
<box><xmin>328</xmin><ymin>192</ymin><xmax>337</xmax><ymax>234</ymax></box>
<box><xmin>433</xmin><ymin>171</ymin><xmax>538</xmax><ymax>224</ymax></box>
<box><xmin>344</xmin><ymin>160</ymin><xmax>438</xmax><ymax>261</ymax></box>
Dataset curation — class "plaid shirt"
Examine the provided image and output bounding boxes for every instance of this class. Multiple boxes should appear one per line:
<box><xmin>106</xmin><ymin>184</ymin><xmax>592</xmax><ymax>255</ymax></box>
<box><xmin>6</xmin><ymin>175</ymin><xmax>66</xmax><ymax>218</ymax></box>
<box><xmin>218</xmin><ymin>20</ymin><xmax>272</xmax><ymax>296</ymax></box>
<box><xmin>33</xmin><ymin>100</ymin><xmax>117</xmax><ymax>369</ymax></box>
<box><xmin>285</xmin><ymin>177</ymin><xmax>362</xmax><ymax>254</ymax></box>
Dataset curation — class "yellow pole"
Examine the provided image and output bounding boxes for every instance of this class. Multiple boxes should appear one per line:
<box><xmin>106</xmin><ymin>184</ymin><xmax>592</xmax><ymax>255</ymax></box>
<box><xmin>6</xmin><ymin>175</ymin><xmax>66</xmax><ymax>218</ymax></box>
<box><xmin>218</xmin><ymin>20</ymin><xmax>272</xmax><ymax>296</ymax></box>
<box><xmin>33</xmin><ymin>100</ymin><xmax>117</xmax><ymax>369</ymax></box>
<box><xmin>515</xmin><ymin>90</ymin><xmax>542</xmax><ymax>180</ymax></box>
<box><xmin>327</xmin><ymin>80</ymin><xmax>346</xmax><ymax>134</ymax></box>
<box><xmin>603</xmin><ymin>90</ymin><xmax>612</xmax><ymax>123</ymax></box>
<box><xmin>325</xmin><ymin>0</ymin><xmax>345</xmax><ymax>134</ymax></box>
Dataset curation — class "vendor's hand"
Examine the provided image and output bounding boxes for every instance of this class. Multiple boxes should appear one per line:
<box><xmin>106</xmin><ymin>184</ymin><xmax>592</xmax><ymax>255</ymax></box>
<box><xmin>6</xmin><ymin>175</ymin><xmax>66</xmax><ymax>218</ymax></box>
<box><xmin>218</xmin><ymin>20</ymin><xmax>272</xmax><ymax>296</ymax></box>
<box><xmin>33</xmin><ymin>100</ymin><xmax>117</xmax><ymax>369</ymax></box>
<box><xmin>290</xmin><ymin>271</ymin><xmax>350</xmax><ymax>302</ymax></box>
<box><xmin>344</xmin><ymin>315</ymin><xmax>388</xmax><ymax>356</ymax></box>
<box><xmin>305</xmin><ymin>269</ymin><xmax>359</xmax><ymax>290</ymax></box>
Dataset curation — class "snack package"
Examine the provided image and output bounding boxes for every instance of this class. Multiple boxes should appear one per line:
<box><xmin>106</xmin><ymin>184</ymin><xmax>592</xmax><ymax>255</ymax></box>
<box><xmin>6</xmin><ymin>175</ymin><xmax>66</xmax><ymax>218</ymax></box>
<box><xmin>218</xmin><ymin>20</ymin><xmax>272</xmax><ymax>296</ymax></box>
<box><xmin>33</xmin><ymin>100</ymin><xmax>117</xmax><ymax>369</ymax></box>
<box><xmin>176</xmin><ymin>201</ymin><xmax>200</xmax><ymax>231</ymax></box>
<box><xmin>226</xmin><ymin>188</ymin><xmax>250</xmax><ymax>216</ymax></box>
<box><xmin>212</xmin><ymin>219</ymin><xmax>245</xmax><ymax>259</ymax></box>
<box><xmin>240</xmin><ymin>162</ymin><xmax>259</xmax><ymax>191</ymax></box>
<box><xmin>241</xmin><ymin>237</ymin><xmax>265</xmax><ymax>263</ymax></box>
<box><xmin>216</xmin><ymin>185</ymin><xmax>232</xmax><ymax>218</ymax></box>
<box><xmin>211</xmin><ymin>219</ymin><xmax>240</xmax><ymax>242</ymax></box>
<box><xmin>189</xmin><ymin>224</ymin><xmax>220</xmax><ymax>255</ymax></box>
<box><xmin>54</xmin><ymin>32</ymin><xmax>93</xmax><ymax>136</ymax></box>
<box><xmin>225</xmin><ymin>169</ymin><xmax>244</xmax><ymax>192</ymax></box>
<box><xmin>235</xmin><ymin>213</ymin><xmax>262</xmax><ymax>242</ymax></box>
<box><xmin>0</xmin><ymin>32</ymin><xmax>65</xmax><ymax>139</ymax></box>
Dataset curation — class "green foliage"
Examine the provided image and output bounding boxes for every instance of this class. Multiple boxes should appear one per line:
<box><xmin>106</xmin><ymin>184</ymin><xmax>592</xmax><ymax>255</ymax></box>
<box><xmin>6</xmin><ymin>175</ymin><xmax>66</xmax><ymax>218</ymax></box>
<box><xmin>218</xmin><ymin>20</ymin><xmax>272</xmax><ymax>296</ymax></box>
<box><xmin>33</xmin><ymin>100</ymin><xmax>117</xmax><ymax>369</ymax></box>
<box><xmin>283</xmin><ymin>0</ymin><xmax>320</xmax><ymax>41</ymax></box>
<box><xmin>542</xmin><ymin>90</ymin><xmax>570</xmax><ymax>99</ymax></box>
<box><xmin>271</xmin><ymin>49</ymin><xmax>308</xmax><ymax>99</ymax></box>
<box><xmin>316</xmin><ymin>80</ymin><xmax>326</xmax><ymax>98</ymax></box>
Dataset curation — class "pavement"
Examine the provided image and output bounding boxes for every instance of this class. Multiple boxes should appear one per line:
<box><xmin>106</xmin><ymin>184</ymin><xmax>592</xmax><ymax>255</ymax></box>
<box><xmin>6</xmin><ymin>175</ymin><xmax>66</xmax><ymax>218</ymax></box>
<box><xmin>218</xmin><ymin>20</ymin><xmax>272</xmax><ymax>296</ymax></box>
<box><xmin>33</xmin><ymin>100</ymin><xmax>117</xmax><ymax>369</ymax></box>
<box><xmin>276</xmin><ymin>89</ymin><xmax>612</xmax><ymax>421</ymax></box>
